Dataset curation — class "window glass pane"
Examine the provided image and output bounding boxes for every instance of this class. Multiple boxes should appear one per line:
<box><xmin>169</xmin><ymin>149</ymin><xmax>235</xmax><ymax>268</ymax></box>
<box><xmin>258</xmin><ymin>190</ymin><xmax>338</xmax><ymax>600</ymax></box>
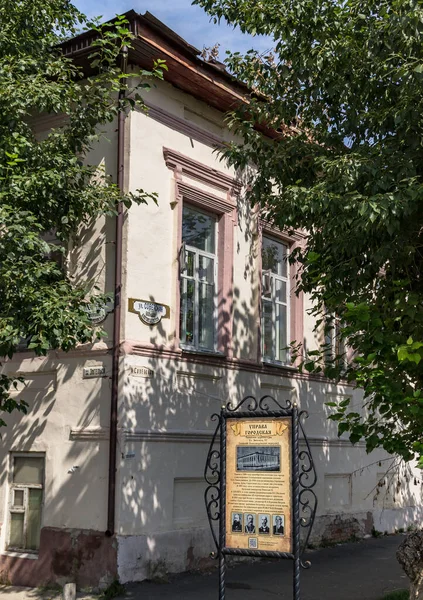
<box><xmin>262</xmin><ymin>238</ymin><xmax>287</xmax><ymax>277</ymax></box>
<box><xmin>13</xmin><ymin>489</ymin><xmax>24</xmax><ymax>507</ymax></box>
<box><xmin>182</xmin><ymin>206</ymin><xmax>215</xmax><ymax>253</ymax></box>
<box><xmin>180</xmin><ymin>279</ymin><xmax>195</xmax><ymax>345</ymax></box>
<box><xmin>277</xmin><ymin>304</ymin><xmax>288</xmax><ymax>362</ymax></box>
<box><xmin>262</xmin><ymin>271</ymin><xmax>272</xmax><ymax>298</ymax></box>
<box><xmin>27</xmin><ymin>489</ymin><xmax>43</xmax><ymax>550</ymax></box>
<box><xmin>275</xmin><ymin>280</ymin><xmax>287</xmax><ymax>304</ymax></box>
<box><xmin>183</xmin><ymin>250</ymin><xmax>195</xmax><ymax>278</ymax></box>
<box><xmin>199</xmin><ymin>282</ymin><xmax>214</xmax><ymax>349</ymax></box>
<box><xmin>9</xmin><ymin>512</ymin><xmax>24</xmax><ymax>548</ymax></box>
<box><xmin>13</xmin><ymin>457</ymin><xmax>44</xmax><ymax>485</ymax></box>
<box><xmin>262</xmin><ymin>301</ymin><xmax>274</xmax><ymax>360</ymax></box>
<box><xmin>199</xmin><ymin>256</ymin><xmax>214</xmax><ymax>283</ymax></box>
<box><xmin>325</xmin><ymin>326</ymin><xmax>333</xmax><ymax>357</ymax></box>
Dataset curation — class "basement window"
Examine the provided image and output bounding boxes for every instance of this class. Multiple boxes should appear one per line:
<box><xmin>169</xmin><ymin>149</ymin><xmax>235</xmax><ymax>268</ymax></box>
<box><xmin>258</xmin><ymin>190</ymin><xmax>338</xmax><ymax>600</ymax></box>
<box><xmin>8</xmin><ymin>455</ymin><xmax>44</xmax><ymax>553</ymax></box>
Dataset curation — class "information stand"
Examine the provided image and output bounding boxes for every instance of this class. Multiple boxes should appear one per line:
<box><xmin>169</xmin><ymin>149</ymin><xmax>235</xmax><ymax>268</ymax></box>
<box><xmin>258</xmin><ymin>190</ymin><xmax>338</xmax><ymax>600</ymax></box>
<box><xmin>204</xmin><ymin>395</ymin><xmax>317</xmax><ymax>600</ymax></box>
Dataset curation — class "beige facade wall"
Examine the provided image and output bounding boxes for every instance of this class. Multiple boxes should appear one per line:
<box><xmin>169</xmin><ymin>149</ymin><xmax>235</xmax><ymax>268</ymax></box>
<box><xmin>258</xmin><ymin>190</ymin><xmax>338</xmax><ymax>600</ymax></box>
<box><xmin>0</xmin><ymin>119</ymin><xmax>119</xmax><ymax>588</ymax></box>
<box><xmin>115</xmin><ymin>79</ymin><xmax>423</xmax><ymax>580</ymax></box>
<box><xmin>0</xmin><ymin>76</ymin><xmax>421</xmax><ymax>588</ymax></box>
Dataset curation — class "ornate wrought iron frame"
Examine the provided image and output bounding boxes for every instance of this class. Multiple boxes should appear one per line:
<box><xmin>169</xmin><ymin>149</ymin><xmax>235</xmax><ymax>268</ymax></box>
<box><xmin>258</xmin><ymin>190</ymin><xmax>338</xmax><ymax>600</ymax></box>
<box><xmin>204</xmin><ymin>395</ymin><xmax>317</xmax><ymax>600</ymax></box>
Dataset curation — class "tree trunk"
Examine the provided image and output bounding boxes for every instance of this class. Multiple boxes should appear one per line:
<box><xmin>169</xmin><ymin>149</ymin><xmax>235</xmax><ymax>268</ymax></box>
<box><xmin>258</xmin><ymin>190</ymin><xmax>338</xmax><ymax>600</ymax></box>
<box><xmin>397</xmin><ymin>531</ymin><xmax>423</xmax><ymax>599</ymax></box>
<box><xmin>410</xmin><ymin>579</ymin><xmax>423</xmax><ymax>600</ymax></box>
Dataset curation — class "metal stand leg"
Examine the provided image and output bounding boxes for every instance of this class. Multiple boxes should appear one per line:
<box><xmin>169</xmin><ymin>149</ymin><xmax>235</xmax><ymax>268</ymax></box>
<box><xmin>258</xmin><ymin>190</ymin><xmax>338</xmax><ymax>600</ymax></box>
<box><xmin>293</xmin><ymin>555</ymin><xmax>300</xmax><ymax>600</ymax></box>
<box><xmin>219</xmin><ymin>406</ymin><xmax>226</xmax><ymax>599</ymax></box>
<box><xmin>219</xmin><ymin>551</ymin><xmax>226</xmax><ymax>600</ymax></box>
<box><xmin>292</xmin><ymin>404</ymin><xmax>300</xmax><ymax>600</ymax></box>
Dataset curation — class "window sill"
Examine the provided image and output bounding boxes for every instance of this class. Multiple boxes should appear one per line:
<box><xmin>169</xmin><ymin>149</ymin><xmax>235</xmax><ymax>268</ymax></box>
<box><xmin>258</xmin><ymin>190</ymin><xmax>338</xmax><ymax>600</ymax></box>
<box><xmin>181</xmin><ymin>347</ymin><xmax>226</xmax><ymax>358</ymax></box>
<box><xmin>262</xmin><ymin>360</ymin><xmax>297</xmax><ymax>371</ymax></box>
<box><xmin>1</xmin><ymin>550</ymin><xmax>39</xmax><ymax>559</ymax></box>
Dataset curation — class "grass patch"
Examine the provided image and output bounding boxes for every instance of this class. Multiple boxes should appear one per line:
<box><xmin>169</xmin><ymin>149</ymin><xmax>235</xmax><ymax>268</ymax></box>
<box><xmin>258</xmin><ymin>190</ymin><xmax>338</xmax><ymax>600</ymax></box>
<box><xmin>100</xmin><ymin>580</ymin><xmax>125</xmax><ymax>600</ymax></box>
<box><xmin>380</xmin><ymin>590</ymin><xmax>409</xmax><ymax>600</ymax></box>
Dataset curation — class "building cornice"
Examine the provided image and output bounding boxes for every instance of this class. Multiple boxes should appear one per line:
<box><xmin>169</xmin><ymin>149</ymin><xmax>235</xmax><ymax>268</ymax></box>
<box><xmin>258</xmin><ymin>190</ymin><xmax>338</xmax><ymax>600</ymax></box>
<box><xmin>70</xmin><ymin>427</ymin><xmax>110</xmax><ymax>441</ymax></box>
<box><xmin>122</xmin><ymin>340</ymin><xmax>354</xmax><ymax>387</ymax></box>
<box><xmin>61</xmin><ymin>10</ymin><xmax>255</xmax><ymax>119</ymax></box>
<box><xmin>143</xmin><ymin>102</ymin><xmax>225</xmax><ymax>149</ymax></box>
<box><xmin>123</xmin><ymin>428</ymin><xmax>363</xmax><ymax>447</ymax></box>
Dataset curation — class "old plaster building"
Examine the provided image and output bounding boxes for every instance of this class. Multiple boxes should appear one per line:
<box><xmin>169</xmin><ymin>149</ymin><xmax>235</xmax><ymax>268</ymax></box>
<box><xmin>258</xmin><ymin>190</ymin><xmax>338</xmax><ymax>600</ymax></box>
<box><xmin>0</xmin><ymin>10</ymin><xmax>422</xmax><ymax>589</ymax></box>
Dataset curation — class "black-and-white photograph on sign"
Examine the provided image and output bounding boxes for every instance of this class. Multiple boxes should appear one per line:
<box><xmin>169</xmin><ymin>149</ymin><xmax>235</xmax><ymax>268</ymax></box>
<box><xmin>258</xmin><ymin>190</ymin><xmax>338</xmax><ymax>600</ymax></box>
<box><xmin>258</xmin><ymin>514</ymin><xmax>270</xmax><ymax>534</ymax></box>
<box><xmin>231</xmin><ymin>512</ymin><xmax>243</xmax><ymax>533</ymax></box>
<box><xmin>273</xmin><ymin>514</ymin><xmax>285</xmax><ymax>536</ymax></box>
<box><xmin>236</xmin><ymin>445</ymin><xmax>280</xmax><ymax>472</ymax></box>
<box><xmin>244</xmin><ymin>513</ymin><xmax>256</xmax><ymax>533</ymax></box>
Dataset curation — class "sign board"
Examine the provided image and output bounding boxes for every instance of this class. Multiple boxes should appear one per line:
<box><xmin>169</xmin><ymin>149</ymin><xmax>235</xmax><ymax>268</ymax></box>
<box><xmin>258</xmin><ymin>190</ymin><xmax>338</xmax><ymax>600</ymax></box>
<box><xmin>85</xmin><ymin>304</ymin><xmax>108</xmax><ymax>325</ymax></box>
<box><xmin>128</xmin><ymin>298</ymin><xmax>170</xmax><ymax>326</ymax></box>
<box><xmin>83</xmin><ymin>366</ymin><xmax>106</xmax><ymax>379</ymax></box>
<box><xmin>204</xmin><ymin>396</ymin><xmax>317</xmax><ymax>600</ymax></box>
<box><xmin>225</xmin><ymin>417</ymin><xmax>292</xmax><ymax>553</ymax></box>
<box><xmin>130</xmin><ymin>366</ymin><xmax>154</xmax><ymax>378</ymax></box>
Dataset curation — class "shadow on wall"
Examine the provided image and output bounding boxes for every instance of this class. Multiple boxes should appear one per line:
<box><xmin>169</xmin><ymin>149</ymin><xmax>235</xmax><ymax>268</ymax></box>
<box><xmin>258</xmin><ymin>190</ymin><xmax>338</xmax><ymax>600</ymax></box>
<box><xmin>115</xmin><ymin>186</ymin><xmax>423</xmax><ymax>581</ymax></box>
<box><xmin>1</xmin><ymin>180</ymin><xmax>423</xmax><ymax>588</ymax></box>
<box><xmin>0</xmin><ymin>214</ymin><xmax>118</xmax><ymax>589</ymax></box>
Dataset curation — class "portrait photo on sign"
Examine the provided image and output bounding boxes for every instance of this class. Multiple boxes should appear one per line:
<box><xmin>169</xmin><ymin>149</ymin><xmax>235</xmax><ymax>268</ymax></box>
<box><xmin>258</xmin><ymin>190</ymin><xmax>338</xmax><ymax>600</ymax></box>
<box><xmin>273</xmin><ymin>514</ymin><xmax>285</xmax><ymax>535</ymax></box>
<box><xmin>236</xmin><ymin>445</ymin><xmax>280</xmax><ymax>472</ymax></box>
<box><xmin>231</xmin><ymin>512</ymin><xmax>243</xmax><ymax>533</ymax></box>
<box><xmin>258</xmin><ymin>514</ymin><xmax>270</xmax><ymax>534</ymax></box>
<box><xmin>244</xmin><ymin>513</ymin><xmax>256</xmax><ymax>533</ymax></box>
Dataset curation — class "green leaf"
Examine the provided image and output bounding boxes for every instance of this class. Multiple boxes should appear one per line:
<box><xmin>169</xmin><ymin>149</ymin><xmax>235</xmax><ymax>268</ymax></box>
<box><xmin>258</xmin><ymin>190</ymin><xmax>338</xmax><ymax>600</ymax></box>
<box><xmin>194</xmin><ymin>0</ymin><xmax>423</xmax><ymax>466</ymax></box>
<box><xmin>0</xmin><ymin>4</ymin><xmax>161</xmax><ymax>427</ymax></box>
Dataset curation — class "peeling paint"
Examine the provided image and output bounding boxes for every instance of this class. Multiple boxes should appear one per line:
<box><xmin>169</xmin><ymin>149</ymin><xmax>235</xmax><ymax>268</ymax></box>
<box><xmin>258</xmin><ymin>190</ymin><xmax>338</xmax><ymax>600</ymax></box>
<box><xmin>0</xmin><ymin>527</ymin><xmax>116</xmax><ymax>589</ymax></box>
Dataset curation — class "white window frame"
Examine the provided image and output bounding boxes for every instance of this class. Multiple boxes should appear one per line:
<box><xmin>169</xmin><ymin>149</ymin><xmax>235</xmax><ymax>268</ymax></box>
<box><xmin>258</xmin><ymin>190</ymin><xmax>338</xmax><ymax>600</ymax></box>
<box><xmin>324</xmin><ymin>314</ymin><xmax>347</xmax><ymax>369</ymax></box>
<box><xmin>7</xmin><ymin>453</ymin><xmax>44</xmax><ymax>554</ymax></box>
<box><xmin>261</xmin><ymin>236</ymin><xmax>291</xmax><ymax>365</ymax></box>
<box><xmin>179</xmin><ymin>205</ymin><xmax>218</xmax><ymax>352</ymax></box>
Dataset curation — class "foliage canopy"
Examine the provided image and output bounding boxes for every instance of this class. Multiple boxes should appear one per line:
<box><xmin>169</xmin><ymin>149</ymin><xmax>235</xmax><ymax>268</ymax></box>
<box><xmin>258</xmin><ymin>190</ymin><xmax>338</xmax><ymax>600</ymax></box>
<box><xmin>0</xmin><ymin>0</ymin><xmax>164</xmax><ymax>425</ymax></box>
<box><xmin>195</xmin><ymin>0</ymin><xmax>423</xmax><ymax>463</ymax></box>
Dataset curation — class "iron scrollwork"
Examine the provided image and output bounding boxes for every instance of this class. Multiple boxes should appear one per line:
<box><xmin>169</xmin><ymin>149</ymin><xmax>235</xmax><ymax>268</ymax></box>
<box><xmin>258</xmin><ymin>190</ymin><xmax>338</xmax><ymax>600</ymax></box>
<box><xmin>299</xmin><ymin>410</ymin><xmax>318</xmax><ymax>568</ymax></box>
<box><xmin>204</xmin><ymin>412</ymin><xmax>222</xmax><ymax>557</ymax></box>
<box><xmin>226</xmin><ymin>394</ymin><xmax>292</xmax><ymax>414</ymax></box>
<box><xmin>204</xmin><ymin>394</ymin><xmax>317</xmax><ymax>595</ymax></box>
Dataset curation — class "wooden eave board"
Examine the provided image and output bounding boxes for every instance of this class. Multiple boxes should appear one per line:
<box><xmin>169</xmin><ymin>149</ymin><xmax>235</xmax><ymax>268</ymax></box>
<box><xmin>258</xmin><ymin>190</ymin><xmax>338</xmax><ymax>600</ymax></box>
<box><xmin>129</xmin><ymin>46</ymin><xmax>242</xmax><ymax>113</ymax></box>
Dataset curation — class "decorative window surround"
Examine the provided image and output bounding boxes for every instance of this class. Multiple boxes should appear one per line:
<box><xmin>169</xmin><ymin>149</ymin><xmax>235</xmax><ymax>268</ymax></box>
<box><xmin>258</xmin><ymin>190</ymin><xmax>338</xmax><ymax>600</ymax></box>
<box><xmin>164</xmin><ymin>147</ymin><xmax>237</xmax><ymax>356</ymax></box>
<box><xmin>259</xmin><ymin>219</ymin><xmax>305</xmax><ymax>367</ymax></box>
<box><xmin>176</xmin><ymin>181</ymin><xmax>234</xmax><ymax>215</ymax></box>
<box><xmin>163</xmin><ymin>147</ymin><xmax>241</xmax><ymax>198</ymax></box>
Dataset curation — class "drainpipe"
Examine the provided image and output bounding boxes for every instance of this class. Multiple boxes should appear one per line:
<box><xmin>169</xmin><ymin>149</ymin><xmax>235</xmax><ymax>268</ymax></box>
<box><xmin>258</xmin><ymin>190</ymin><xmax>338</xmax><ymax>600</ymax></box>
<box><xmin>106</xmin><ymin>44</ymin><xmax>128</xmax><ymax>537</ymax></box>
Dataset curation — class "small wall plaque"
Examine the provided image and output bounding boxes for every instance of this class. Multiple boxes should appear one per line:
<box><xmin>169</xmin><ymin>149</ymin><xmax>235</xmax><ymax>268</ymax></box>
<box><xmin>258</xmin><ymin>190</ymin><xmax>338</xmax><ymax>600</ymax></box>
<box><xmin>84</xmin><ymin>301</ymin><xmax>113</xmax><ymax>325</ymax></box>
<box><xmin>128</xmin><ymin>298</ymin><xmax>170</xmax><ymax>326</ymax></box>
<box><xmin>83</xmin><ymin>366</ymin><xmax>106</xmax><ymax>379</ymax></box>
<box><xmin>131</xmin><ymin>366</ymin><xmax>154</xmax><ymax>378</ymax></box>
